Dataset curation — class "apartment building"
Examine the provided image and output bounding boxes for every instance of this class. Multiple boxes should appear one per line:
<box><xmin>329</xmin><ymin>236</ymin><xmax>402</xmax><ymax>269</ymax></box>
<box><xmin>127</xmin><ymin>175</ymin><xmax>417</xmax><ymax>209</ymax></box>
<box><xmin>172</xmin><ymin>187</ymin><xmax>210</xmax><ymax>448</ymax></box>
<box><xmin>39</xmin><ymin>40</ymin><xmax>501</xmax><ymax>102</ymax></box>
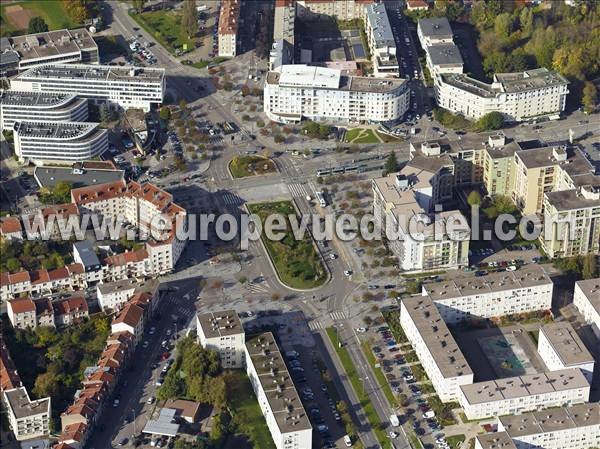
<box><xmin>475</xmin><ymin>432</ymin><xmax>517</xmax><ymax>449</ymax></box>
<box><xmin>295</xmin><ymin>0</ymin><xmax>371</xmax><ymax>21</ymax></box>
<box><xmin>491</xmin><ymin>403</ymin><xmax>600</xmax><ymax>449</ymax></box>
<box><xmin>271</xmin><ymin>0</ymin><xmax>296</xmax><ymax>70</ymax></box>
<box><xmin>421</xmin><ymin>266</ymin><xmax>553</xmax><ymax>324</ymax></box>
<box><xmin>425</xmin><ymin>43</ymin><xmax>463</xmax><ymax>77</ymax></box>
<box><xmin>6</xmin><ymin>297</ymin><xmax>36</xmax><ymax>329</ymax></box>
<box><xmin>513</xmin><ymin>145</ymin><xmax>596</xmax><ymax>215</ymax></box>
<box><xmin>264</xmin><ymin>64</ymin><xmax>410</xmax><ymax>124</ymax></box>
<box><xmin>541</xmin><ymin>185</ymin><xmax>600</xmax><ymax>258</ymax></box>
<box><xmin>96</xmin><ymin>278</ymin><xmax>160</xmax><ymax>312</ymax></box>
<box><xmin>10</xmin><ymin>64</ymin><xmax>165</xmax><ymax>111</ymax></box>
<box><xmin>245</xmin><ymin>332</ymin><xmax>312</xmax><ymax>449</ymax></box>
<box><xmin>400</xmin><ymin>297</ymin><xmax>474</xmax><ymax>402</ymax></box>
<box><xmin>573</xmin><ymin>278</ymin><xmax>600</xmax><ymax>338</ymax></box>
<box><xmin>197</xmin><ymin>310</ymin><xmax>245</xmax><ymax>368</ymax></box>
<box><xmin>0</xmin><ymin>91</ymin><xmax>88</xmax><ymax>131</ymax></box>
<box><xmin>218</xmin><ymin>0</ymin><xmax>240</xmax><ymax>57</ymax></box>
<box><xmin>2</xmin><ymin>387</ymin><xmax>51</xmax><ymax>441</ymax></box>
<box><xmin>372</xmin><ymin>170</ymin><xmax>469</xmax><ymax>272</ymax></box>
<box><xmin>53</xmin><ymin>296</ymin><xmax>89</xmax><ymax>326</ymax></box>
<box><xmin>13</xmin><ymin>121</ymin><xmax>108</xmax><ymax>165</ymax></box>
<box><xmin>365</xmin><ymin>3</ymin><xmax>399</xmax><ymax>76</ymax></box>
<box><xmin>458</xmin><ymin>368</ymin><xmax>590</xmax><ymax>420</ymax></box>
<box><xmin>537</xmin><ymin>322</ymin><xmax>595</xmax><ymax>384</ymax></box>
<box><xmin>0</xmin><ymin>28</ymin><xmax>98</xmax><ymax>76</ymax></box>
<box><xmin>0</xmin><ymin>216</ymin><xmax>23</xmax><ymax>241</ymax></box>
<box><xmin>437</xmin><ymin>68</ymin><xmax>569</xmax><ymax>122</ymax></box>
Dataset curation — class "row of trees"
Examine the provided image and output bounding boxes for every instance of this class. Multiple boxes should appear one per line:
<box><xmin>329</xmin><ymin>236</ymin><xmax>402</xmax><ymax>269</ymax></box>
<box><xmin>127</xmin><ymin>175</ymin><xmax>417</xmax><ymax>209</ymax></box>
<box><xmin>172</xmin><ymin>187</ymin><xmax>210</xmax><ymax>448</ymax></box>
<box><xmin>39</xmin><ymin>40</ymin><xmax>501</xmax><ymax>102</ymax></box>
<box><xmin>1</xmin><ymin>239</ymin><xmax>70</xmax><ymax>273</ymax></box>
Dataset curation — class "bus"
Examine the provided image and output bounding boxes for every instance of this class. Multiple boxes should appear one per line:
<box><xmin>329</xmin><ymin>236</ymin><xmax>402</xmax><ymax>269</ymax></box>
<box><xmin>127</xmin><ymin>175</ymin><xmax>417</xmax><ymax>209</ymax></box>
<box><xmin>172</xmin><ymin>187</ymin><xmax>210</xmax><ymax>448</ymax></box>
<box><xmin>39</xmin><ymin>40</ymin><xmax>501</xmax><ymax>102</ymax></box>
<box><xmin>316</xmin><ymin>168</ymin><xmax>331</xmax><ymax>177</ymax></box>
<box><xmin>315</xmin><ymin>191</ymin><xmax>327</xmax><ymax>207</ymax></box>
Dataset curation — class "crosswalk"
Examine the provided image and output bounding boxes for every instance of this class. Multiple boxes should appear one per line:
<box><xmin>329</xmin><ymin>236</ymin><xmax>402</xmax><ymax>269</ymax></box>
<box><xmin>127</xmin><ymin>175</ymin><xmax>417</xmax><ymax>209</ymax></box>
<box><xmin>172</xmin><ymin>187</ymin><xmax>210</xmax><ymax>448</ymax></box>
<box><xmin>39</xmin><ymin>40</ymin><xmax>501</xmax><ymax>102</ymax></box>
<box><xmin>308</xmin><ymin>320</ymin><xmax>323</xmax><ymax>331</ymax></box>
<box><xmin>245</xmin><ymin>282</ymin><xmax>270</xmax><ymax>294</ymax></box>
<box><xmin>220</xmin><ymin>192</ymin><xmax>244</xmax><ymax>206</ymax></box>
<box><xmin>287</xmin><ymin>182</ymin><xmax>315</xmax><ymax>199</ymax></box>
<box><xmin>329</xmin><ymin>311</ymin><xmax>348</xmax><ymax>321</ymax></box>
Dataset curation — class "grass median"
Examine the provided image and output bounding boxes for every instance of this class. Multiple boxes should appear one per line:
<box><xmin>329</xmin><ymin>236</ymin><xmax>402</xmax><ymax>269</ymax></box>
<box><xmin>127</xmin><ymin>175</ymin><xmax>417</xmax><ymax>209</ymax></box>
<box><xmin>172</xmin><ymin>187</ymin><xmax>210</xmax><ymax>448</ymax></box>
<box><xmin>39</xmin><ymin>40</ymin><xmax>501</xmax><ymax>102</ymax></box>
<box><xmin>247</xmin><ymin>201</ymin><xmax>327</xmax><ymax>289</ymax></box>
<box><xmin>229</xmin><ymin>155</ymin><xmax>277</xmax><ymax>178</ymax></box>
<box><xmin>326</xmin><ymin>328</ymin><xmax>391</xmax><ymax>449</ymax></box>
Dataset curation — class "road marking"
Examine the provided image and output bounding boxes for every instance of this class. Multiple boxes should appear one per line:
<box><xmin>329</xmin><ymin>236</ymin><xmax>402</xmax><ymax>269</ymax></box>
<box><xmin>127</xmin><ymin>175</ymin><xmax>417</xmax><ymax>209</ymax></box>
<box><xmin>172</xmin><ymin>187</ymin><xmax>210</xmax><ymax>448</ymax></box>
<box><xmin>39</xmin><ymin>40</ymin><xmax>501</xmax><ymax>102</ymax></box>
<box><xmin>246</xmin><ymin>283</ymin><xmax>270</xmax><ymax>294</ymax></box>
<box><xmin>287</xmin><ymin>182</ymin><xmax>312</xmax><ymax>198</ymax></box>
<box><xmin>308</xmin><ymin>320</ymin><xmax>323</xmax><ymax>331</ymax></box>
<box><xmin>220</xmin><ymin>192</ymin><xmax>243</xmax><ymax>206</ymax></box>
<box><xmin>330</xmin><ymin>311</ymin><xmax>348</xmax><ymax>321</ymax></box>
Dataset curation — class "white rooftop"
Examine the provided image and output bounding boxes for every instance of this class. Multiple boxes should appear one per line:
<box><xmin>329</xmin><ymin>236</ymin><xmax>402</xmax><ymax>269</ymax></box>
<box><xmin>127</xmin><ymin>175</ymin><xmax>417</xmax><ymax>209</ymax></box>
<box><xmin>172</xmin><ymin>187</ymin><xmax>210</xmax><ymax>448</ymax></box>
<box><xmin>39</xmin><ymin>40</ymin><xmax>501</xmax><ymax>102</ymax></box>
<box><xmin>278</xmin><ymin>64</ymin><xmax>341</xmax><ymax>89</ymax></box>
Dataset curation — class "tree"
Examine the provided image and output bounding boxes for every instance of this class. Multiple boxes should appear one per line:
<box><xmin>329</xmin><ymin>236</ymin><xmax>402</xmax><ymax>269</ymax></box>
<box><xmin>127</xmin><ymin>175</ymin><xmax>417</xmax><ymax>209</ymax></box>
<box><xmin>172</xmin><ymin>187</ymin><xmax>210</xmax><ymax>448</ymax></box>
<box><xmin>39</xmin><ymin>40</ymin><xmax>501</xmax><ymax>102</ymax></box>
<box><xmin>582</xmin><ymin>254</ymin><xmax>598</xmax><ymax>280</ymax></box>
<box><xmin>28</xmin><ymin>17</ymin><xmax>48</xmax><ymax>34</ymax></box>
<box><xmin>69</xmin><ymin>4</ymin><xmax>88</xmax><ymax>24</ymax></box>
<box><xmin>384</xmin><ymin>152</ymin><xmax>399</xmax><ymax>175</ymax></box>
<box><xmin>132</xmin><ymin>0</ymin><xmax>145</xmax><ymax>13</ymax></box>
<box><xmin>159</xmin><ymin>106</ymin><xmax>171</xmax><ymax>122</ymax></box>
<box><xmin>519</xmin><ymin>7</ymin><xmax>533</xmax><ymax>37</ymax></box>
<box><xmin>494</xmin><ymin>13</ymin><xmax>513</xmax><ymax>39</ymax></box>
<box><xmin>179</xmin><ymin>99</ymin><xmax>188</xmax><ymax>111</ymax></box>
<box><xmin>476</xmin><ymin>111</ymin><xmax>504</xmax><ymax>131</ymax></box>
<box><xmin>582</xmin><ymin>81</ymin><xmax>598</xmax><ymax>114</ymax></box>
<box><xmin>467</xmin><ymin>191</ymin><xmax>482</xmax><ymax>207</ymax></box>
<box><xmin>6</xmin><ymin>258</ymin><xmax>21</xmax><ymax>273</ymax></box>
<box><xmin>181</xmin><ymin>0</ymin><xmax>198</xmax><ymax>39</ymax></box>
<box><xmin>53</xmin><ymin>181</ymin><xmax>73</xmax><ymax>203</ymax></box>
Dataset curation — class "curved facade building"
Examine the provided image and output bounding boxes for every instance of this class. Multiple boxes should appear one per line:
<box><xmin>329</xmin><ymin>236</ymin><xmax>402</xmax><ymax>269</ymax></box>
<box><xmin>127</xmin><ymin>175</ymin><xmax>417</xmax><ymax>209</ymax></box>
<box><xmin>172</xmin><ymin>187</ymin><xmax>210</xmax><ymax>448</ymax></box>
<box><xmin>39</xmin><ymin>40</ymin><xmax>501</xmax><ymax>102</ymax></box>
<box><xmin>13</xmin><ymin>121</ymin><xmax>108</xmax><ymax>165</ymax></box>
<box><xmin>0</xmin><ymin>91</ymin><xmax>88</xmax><ymax>130</ymax></box>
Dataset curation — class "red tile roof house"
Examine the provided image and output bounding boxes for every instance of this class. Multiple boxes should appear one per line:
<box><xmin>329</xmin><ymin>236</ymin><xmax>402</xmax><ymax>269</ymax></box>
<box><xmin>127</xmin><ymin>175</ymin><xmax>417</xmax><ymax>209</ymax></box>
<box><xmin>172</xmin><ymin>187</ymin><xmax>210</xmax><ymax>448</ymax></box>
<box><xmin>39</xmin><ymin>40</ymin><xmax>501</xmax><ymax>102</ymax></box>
<box><xmin>1</xmin><ymin>341</ymin><xmax>23</xmax><ymax>391</ymax></box>
<box><xmin>7</xmin><ymin>297</ymin><xmax>36</xmax><ymax>329</ymax></box>
<box><xmin>0</xmin><ymin>216</ymin><xmax>23</xmax><ymax>241</ymax></box>
<box><xmin>111</xmin><ymin>302</ymin><xmax>145</xmax><ymax>345</ymax></box>
<box><xmin>34</xmin><ymin>297</ymin><xmax>55</xmax><ymax>328</ymax></box>
<box><xmin>53</xmin><ymin>296</ymin><xmax>89</xmax><ymax>326</ymax></box>
<box><xmin>0</xmin><ymin>271</ymin><xmax>31</xmax><ymax>310</ymax></box>
<box><xmin>23</xmin><ymin>203</ymin><xmax>79</xmax><ymax>240</ymax></box>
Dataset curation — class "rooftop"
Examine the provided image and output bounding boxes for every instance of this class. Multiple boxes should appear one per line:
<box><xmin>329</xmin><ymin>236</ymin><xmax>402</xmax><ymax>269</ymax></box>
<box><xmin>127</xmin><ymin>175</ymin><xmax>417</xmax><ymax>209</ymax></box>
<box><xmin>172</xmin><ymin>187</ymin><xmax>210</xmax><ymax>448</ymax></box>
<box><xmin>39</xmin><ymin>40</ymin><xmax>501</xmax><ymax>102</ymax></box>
<box><xmin>494</xmin><ymin>68</ymin><xmax>569</xmax><ymax>94</ymax></box>
<box><xmin>418</xmin><ymin>17</ymin><xmax>453</xmax><ymax>39</ymax></box>
<box><xmin>34</xmin><ymin>164</ymin><xmax>124</xmax><ymax>189</ymax></box>
<box><xmin>515</xmin><ymin>146</ymin><xmax>593</xmax><ymax>172</ymax></box>
<box><xmin>498</xmin><ymin>402</ymin><xmax>600</xmax><ymax>436</ymax></box>
<box><xmin>3</xmin><ymin>387</ymin><xmax>50</xmax><ymax>419</ymax></box>
<box><xmin>13</xmin><ymin>121</ymin><xmax>101</xmax><ymax>140</ymax></box>
<box><xmin>245</xmin><ymin>333</ymin><xmax>312</xmax><ymax>433</ymax></box>
<box><xmin>17</xmin><ymin>63</ymin><xmax>165</xmax><ymax>83</ymax></box>
<box><xmin>8</xmin><ymin>297</ymin><xmax>35</xmax><ymax>314</ymax></box>
<box><xmin>218</xmin><ymin>0</ymin><xmax>240</xmax><ymax>35</ymax></box>
<box><xmin>400</xmin><ymin>297</ymin><xmax>473</xmax><ymax>379</ymax></box>
<box><xmin>422</xmin><ymin>265</ymin><xmax>552</xmax><ymax>301</ymax></box>
<box><xmin>0</xmin><ymin>90</ymin><xmax>81</xmax><ymax>108</ymax></box>
<box><xmin>475</xmin><ymin>432</ymin><xmax>517</xmax><ymax>449</ymax></box>
<box><xmin>97</xmin><ymin>278</ymin><xmax>159</xmax><ymax>296</ymax></box>
<box><xmin>460</xmin><ymin>368</ymin><xmax>589</xmax><ymax>405</ymax></box>
<box><xmin>427</xmin><ymin>43</ymin><xmax>464</xmax><ymax>66</ymax></box>
<box><xmin>8</xmin><ymin>28</ymin><xmax>97</xmax><ymax>63</ymax></box>
<box><xmin>197</xmin><ymin>310</ymin><xmax>243</xmax><ymax>338</ymax></box>
<box><xmin>539</xmin><ymin>322</ymin><xmax>594</xmax><ymax>367</ymax></box>
<box><xmin>366</xmin><ymin>3</ymin><xmax>395</xmax><ymax>46</ymax></box>
<box><xmin>574</xmin><ymin>277</ymin><xmax>600</xmax><ymax>318</ymax></box>
<box><xmin>73</xmin><ymin>241</ymin><xmax>101</xmax><ymax>269</ymax></box>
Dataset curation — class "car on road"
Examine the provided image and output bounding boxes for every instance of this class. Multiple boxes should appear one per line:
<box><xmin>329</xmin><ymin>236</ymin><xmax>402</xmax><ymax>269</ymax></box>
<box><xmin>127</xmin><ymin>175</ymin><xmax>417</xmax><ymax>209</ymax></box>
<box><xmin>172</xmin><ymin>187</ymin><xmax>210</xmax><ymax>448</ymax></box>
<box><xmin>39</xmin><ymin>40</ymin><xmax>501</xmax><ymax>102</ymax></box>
<box><xmin>118</xmin><ymin>438</ymin><xmax>129</xmax><ymax>446</ymax></box>
<box><xmin>344</xmin><ymin>270</ymin><xmax>352</xmax><ymax>276</ymax></box>
<box><xmin>147</xmin><ymin>396</ymin><xmax>155</xmax><ymax>405</ymax></box>
<box><xmin>329</xmin><ymin>253</ymin><xmax>337</xmax><ymax>260</ymax></box>
<box><xmin>389</xmin><ymin>431</ymin><xmax>398</xmax><ymax>439</ymax></box>
<box><xmin>356</xmin><ymin>327</ymin><xmax>367</xmax><ymax>333</ymax></box>
<box><xmin>142</xmin><ymin>341</ymin><xmax>149</xmax><ymax>348</ymax></box>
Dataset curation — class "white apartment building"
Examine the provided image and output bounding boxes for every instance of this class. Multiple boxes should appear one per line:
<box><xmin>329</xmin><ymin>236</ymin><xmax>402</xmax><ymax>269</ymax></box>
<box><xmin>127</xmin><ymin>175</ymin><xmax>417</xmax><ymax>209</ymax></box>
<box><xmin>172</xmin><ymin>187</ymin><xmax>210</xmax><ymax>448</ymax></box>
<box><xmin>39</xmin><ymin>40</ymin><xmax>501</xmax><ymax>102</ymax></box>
<box><xmin>437</xmin><ymin>68</ymin><xmax>569</xmax><ymax>122</ymax></box>
<box><xmin>542</xmin><ymin>185</ymin><xmax>600</xmax><ymax>258</ymax></box>
<box><xmin>295</xmin><ymin>0</ymin><xmax>370</xmax><ymax>21</ymax></box>
<box><xmin>492</xmin><ymin>403</ymin><xmax>600</xmax><ymax>449</ymax></box>
<box><xmin>573</xmin><ymin>278</ymin><xmax>600</xmax><ymax>338</ymax></box>
<box><xmin>244</xmin><ymin>333</ymin><xmax>312</xmax><ymax>449</ymax></box>
<box><xmin>6</xmin><ymin>297</ymin><xmax>36</xmax><ymax>329</ymax></box>
<box><xmin>13</xmin><ymin>121</ymin><xmax>108</xmax><ymax>165</ymax></box>
<box><xmin>10</xmin><ymin>64</ymin><xmax>165</xmax><ymax>111</ymax></box>
<box><xmin>425</xmin><ymin>43</ymin><xmax>463</xmax><ymax>77</ymax></box>
<box><xmin>2</xmin><ymin>387</ymin><xmax>51</xmax><ymax>441</ymax></box>
<box><xmin>417</xmin><ymin>18</ymin><xmax>454</xmax><ymax>48</ymax></box>
<box><xmin>475</xmin><ymin>432</ymin><xmax>518</xmax><ymax>449</ymax></box>
<box><xmin>217</xmin><ymin>0</ymin><xmax>239</xmax><ymax>57</ymax></box>
<box><xmin>537</xmin><ymin>322</ymin><xmax>595</xmax><ymax>384</ymax></box>
<box><xmin>0</xmin><ymin>91</ymin><xmax>88</xmax><ymax>131</ymax></box>
<box><xmin>458</xmin><ymin>368</ymin><xmax>590</xmax><ymax>420</ymax></box>
<box><xmin>96</xmin><ymin>278</ymin><xmax>160</xmax><ymax>312</ymax></box>
<box><xmin>372</xmin><ymin>171</ymin><xmax>470</xmax><ymax>272</ymax></box>
<box><xmin>400</xmin><ymin>297</ymin><xmax>474</xmax><ymax>402</ymax></box>
<box><xmin>197</xmin><ymin>310</ymin><xmax>245</xmax><ymax>369</ymax></box>
<box><xmin>364</xmin><ymin>3</ymin><xmax>398</xmax><ymax>76</ymax></box>
<box><xmin>421</xmin><ymin>266</ymin><xmax>553</xmax><ymax>324</ymax></box>
<box><xmin>264</xmin><ymin>64</ymin><xmax>410</xmax><ymax>124</ymax></box>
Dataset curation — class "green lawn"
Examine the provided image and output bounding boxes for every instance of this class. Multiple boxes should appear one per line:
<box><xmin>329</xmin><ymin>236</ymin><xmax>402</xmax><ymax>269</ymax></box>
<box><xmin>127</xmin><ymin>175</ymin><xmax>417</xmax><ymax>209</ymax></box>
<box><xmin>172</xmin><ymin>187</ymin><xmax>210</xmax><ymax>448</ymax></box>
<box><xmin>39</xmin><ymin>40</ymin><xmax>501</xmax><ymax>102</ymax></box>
<box><xmin>427</xmin><ymin>395</ymin><xmax>458</xmax><ymax>427</ymax></box>
<box><xmin>247</xmin><ymin>201</ymin><xmax>327</xmax><ymax>289</ymax></box>
<box><xmin>129</xmin><ymin>9</ymin><xmax>195</xmax><ymax>54</ymax></box>
<box><xmin>229</xmin><ymin>155</ymin><xmax>277</xmax><ymax>178</ymax></box>
<box><xmin>344</xmin><ymin>128</ymin><xmax>381</xmax><ymax>144</ymax></box>
<box><xmin>361</xmin><ymin>342</ymin><xmax>398</xmax><ymax>407</ymax></box>
<box><xmin>1</xmin><ymin>0</ymin><xmax>80</xmax><ymax>35</ymax></box>
<box><xmin>326</xmin><ymin>328</ymin><xmax>391</xmax><ymax>449</ymax></box>
<box><xmin>446</xmin><ymin>434</ymin><xmax>466</xmax><ymax>449</ymax></box>
<box><xmin>226</xmin><ymin>371</ymin><xmax>276</xmax><ymax>449</ymax></box>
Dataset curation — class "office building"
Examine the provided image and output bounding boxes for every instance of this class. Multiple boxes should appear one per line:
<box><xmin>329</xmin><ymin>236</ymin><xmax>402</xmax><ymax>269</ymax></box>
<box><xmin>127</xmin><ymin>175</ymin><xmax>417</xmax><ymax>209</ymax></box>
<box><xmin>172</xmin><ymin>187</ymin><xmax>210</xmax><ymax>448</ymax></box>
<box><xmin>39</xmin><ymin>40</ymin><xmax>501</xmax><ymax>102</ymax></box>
<box><xmin>264</xmin><ymin>64</ymin><xmax>410</xmax><ymax>124</ymax></box>
<box><xmin>541</xmin><ymin>185</ymin><xmax>600</xmax><ymax>258</ymax></box>
<box><xmin>2</xmin><ymin>387</ymin><xmax>51</xmax><ymax>441</ymax></box>
<box><xmin>364</xmin><ymin>3</ymin><xmax>398</xmax><ymax>76</ymax></box>
<box><xmin>0</xmin><ymin>91</ymin><xmax>88</xmax><ymax>131</ymax></box>
<box><xmin>458</xmin><ymin>368</ymin><xmax>590</xmax><ymax>420</ymax></box>
<box><xmin>197</xmin><ymin>310</ymin><xmax>245</xmax><ymax>368</ymax></box>
<box><xmin>537</xmin><ymin>322</ymin><xmax>595</xmax><ymax>383</ymax></box>
<box><xmin>10</xmin><ymin>64</ymin><xmax>165</xmax><ymax>111</ymax></box>
<box><xmin>13</xmin><ymin>121</ymin><xmax>108</xmax><ymax>165</ymax></box>
<box><xmin>437</xmin><ymin>69</ymin><xmax>569</xmax><ymax>122</ymax></box>
<box><xmin>400</xmin><ymin>297</ymin><xmax>474</xmax><ymax>402</ymax></box>
<box><xmin>245</xmin><ymin>333</ymin><xmax>312</xmax><ymax>449</ymax></box>
<box><xmin>0</xmin><ymin>28</ymin><xmax>98</xmax><ymax>76</ymax></box>
<box><xmin>372</xmin><ymin>171</ymin><xmax>470</xmax><ymax>272</ymax></box>
<box><xmin>573</xmin><ymin>278</ymin><xmax>600</xmax><ymax>338</ymax></box>
<box><xmin>218</xmin><ymin>0</ymin><xmax>240</xmax><ymax>57</ymax></box>
<box><xmin>421</xmin><ymin>266</ymin><xmax>553</xmax><ymax>324</ymax></box>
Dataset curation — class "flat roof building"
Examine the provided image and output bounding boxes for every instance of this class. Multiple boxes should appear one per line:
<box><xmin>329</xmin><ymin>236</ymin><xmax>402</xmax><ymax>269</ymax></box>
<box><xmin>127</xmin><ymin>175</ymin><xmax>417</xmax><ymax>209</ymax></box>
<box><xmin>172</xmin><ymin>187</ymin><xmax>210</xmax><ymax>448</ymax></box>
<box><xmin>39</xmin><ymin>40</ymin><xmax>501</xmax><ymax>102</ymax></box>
<box><xmin>573</xmin><ymin>278</ymin><xmax>600</xmax><ymax>339</ymax></box>
<box><xmin>33</xmin><ymin>163</ymin><xmax>124</xmax><ymax>190</ymax></box>
<box><xmin>417</xmin><ymin>18</ymin><xmax>454</xmax><ymax>47</ymax></box>
<box><xmin>10</xmin><ymin>64</ymin><xmax>165</xmax><ymax>112</ymax></box>
<box><xmin>244</xmin><ymin>332</ymin><xmax>312</xmax><ymax>449</ymax></box>
<box><xmin>2</xmin><ymin>387</ymin><xmax>51</xmax><ymax>441</ymax></box>
<box><xmin>425</xmin><ymin>43</ymin><xmax>463</xmax><ymax>76</ymax></box>
<box><xmin>197</xmin><ymin>310</ymin><xmax>245</xmax><ymax>368</ymax></box>
<box><xmin>13</xmin><ymin>120</ymin><xmax>108</xmax><ymax>165</ymax></box>
<box><xmin>365</xmin><ymin>3</ymin><xmax>398</xmax><ymax>76</ymax></box>
<box><xmin>0</xmin><ymin>90</ymin><xmax>88</xmax><ymax>131</ymax></box>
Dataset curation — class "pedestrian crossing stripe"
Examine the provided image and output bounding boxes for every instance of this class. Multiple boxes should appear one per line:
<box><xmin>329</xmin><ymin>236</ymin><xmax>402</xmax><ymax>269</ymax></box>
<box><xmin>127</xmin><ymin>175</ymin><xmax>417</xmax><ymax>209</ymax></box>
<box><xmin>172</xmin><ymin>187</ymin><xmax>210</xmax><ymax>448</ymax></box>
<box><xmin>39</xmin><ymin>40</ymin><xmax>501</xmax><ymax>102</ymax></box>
<box><xmin>287</xmin><ymin>182</ymin><xmax>315</xmax><ymax>198</ymax></box>
<box><xmin>308</xmin><ymin>320</ymin><xmax>323</xmax><ymax>331</ymax></box>
<box><xmin>221</xmin><ymin>193</ymin><xmax>243</xmax><ymax>205</ymax></box>
<box><xmin>329</xmin><ymin>311</ymin><xmax>348</xmax><ymax>321</ymax></box>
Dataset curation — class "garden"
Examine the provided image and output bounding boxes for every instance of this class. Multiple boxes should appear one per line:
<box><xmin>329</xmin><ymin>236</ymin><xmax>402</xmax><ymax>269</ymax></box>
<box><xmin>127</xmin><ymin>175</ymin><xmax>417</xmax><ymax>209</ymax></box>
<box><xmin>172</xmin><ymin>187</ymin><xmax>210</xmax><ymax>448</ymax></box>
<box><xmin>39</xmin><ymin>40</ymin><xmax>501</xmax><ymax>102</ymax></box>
<box><xmin>229</xmin><ymin>155</ymin><xmax>277</xmax><ymax>178</ymax></box>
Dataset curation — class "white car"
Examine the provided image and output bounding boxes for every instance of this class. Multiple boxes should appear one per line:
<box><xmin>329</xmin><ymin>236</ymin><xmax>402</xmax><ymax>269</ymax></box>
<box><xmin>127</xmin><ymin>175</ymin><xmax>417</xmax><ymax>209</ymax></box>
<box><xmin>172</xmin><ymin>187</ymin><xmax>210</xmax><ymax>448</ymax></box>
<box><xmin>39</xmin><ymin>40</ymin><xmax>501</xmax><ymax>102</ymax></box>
<box><xmin>147</xmin><ymin>396</ymin><xmax>155</xmax><ymax>405</ymax></box>
<box><xmin>344</xmin><ymin>270</ymin><xmax>352</xmax><ymax>276</ymax></box>
<box><xmin>506</xmin><ymin>265</ymin><xmax>517</xmax><ymax>271</ymax></box>
<box><xmin>149</xmin><ymin>327</ymin><xmax>156</xmax><ymax>335</ymax></box>
<box><xmin>330</xmin><ymin>253</ymin><xmax>337</xmax><ymax>260</ymax></box>
<box><xmin>389</xmin><ymin>431</ymin><xmax>398</xmax><ymax>439</ymax></box>
<box><xmin>113</xmin><ymin>399</ymin><xmax>120</xmax><ymax>408</ymax></box>
<box><xmin>356</xmin><ymin>327</ymin><xmax>367</xmax><ymax>333</ymax></box>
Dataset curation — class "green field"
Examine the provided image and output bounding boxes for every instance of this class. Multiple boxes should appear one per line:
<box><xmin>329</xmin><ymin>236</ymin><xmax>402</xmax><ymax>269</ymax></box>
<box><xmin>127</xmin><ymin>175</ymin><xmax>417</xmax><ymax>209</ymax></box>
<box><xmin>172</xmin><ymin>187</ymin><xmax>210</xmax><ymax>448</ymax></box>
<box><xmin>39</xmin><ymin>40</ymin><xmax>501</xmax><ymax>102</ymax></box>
<box><xmin>226</xmin><ymin>371</ymin><xmax>276</xmax><ymax>449</ymax></box>
<box><xmin>1</xmin><ymin>1</ymin><xmax>80</xmax><ymax>35</ymax></box>
<box><xmin>247</xmin><ymin>201</ymin><xmax>327</xmax><ymax>289</ymax></box>
<box><xmin>129</xmin><ymin>9</ymin><xmax>195</xmax><ymax>53</ymax></box>
<box><xmin>344</xmin><ymin>128</ymin><xmax>381</xmax><ymax>144</ymax></box>
<box><xmin>229</xmin><ymin>155</ymin><xmax>277</xmax><ymax>178</ymax></box>
<box><xmin>446</xmin><ymin>434</ymin><xmax>466</xmax><ymax>449</ymax></box>
<box><xmin>327</xmin><ymin>328</ymin><xmax>391</xmax><ymax>449</ymax></box>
